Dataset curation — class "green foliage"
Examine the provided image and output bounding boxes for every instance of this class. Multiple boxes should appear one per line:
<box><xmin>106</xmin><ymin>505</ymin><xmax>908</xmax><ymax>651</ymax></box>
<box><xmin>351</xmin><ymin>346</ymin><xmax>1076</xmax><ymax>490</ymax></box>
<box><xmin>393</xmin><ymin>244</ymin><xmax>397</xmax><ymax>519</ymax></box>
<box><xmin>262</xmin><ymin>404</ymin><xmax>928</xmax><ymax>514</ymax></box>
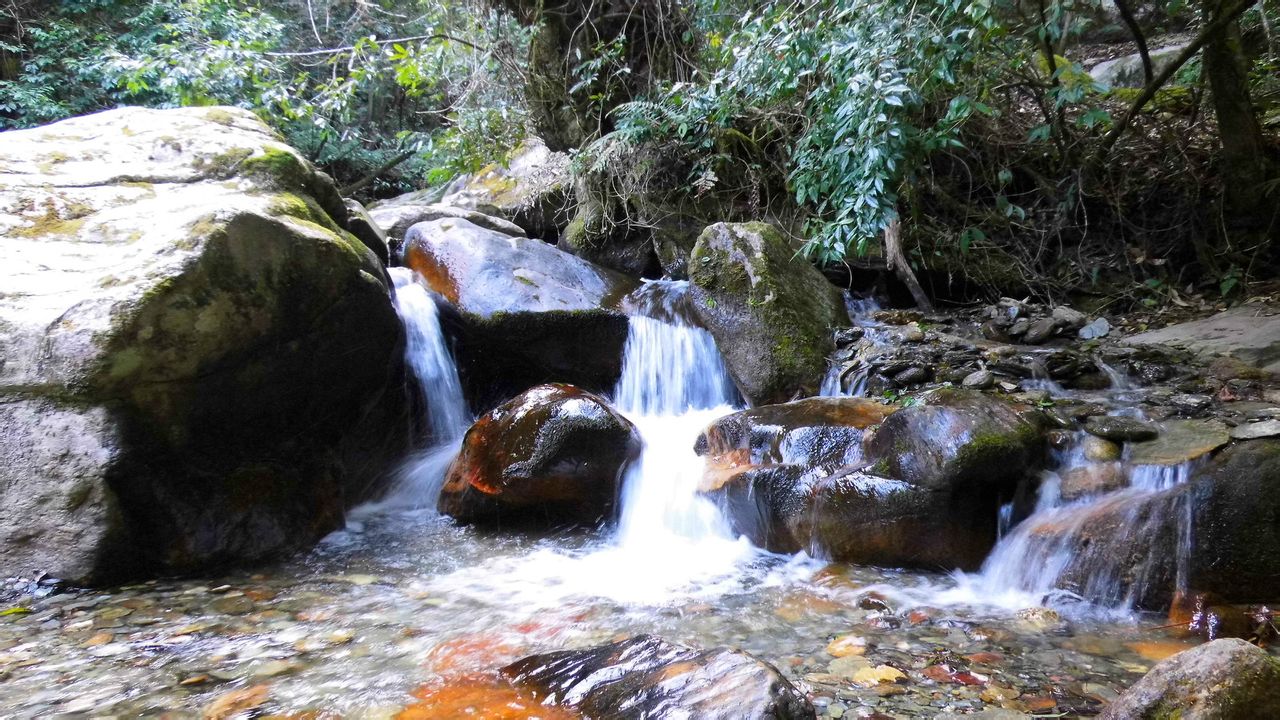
<box><xmin>1</xmin><ymin>0</ymin><xmax>530</xmax><ymax>194</ymax></box>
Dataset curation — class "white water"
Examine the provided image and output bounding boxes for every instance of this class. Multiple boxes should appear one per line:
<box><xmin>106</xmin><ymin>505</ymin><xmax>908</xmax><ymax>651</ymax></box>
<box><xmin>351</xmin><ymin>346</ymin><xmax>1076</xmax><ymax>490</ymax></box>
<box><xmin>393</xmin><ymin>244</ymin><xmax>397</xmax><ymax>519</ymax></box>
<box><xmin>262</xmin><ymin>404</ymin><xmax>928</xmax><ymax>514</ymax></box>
<box><xmin>364</xmin><ymin>268</ymin><xmax>472</xmax><ymax>512</ymax></box>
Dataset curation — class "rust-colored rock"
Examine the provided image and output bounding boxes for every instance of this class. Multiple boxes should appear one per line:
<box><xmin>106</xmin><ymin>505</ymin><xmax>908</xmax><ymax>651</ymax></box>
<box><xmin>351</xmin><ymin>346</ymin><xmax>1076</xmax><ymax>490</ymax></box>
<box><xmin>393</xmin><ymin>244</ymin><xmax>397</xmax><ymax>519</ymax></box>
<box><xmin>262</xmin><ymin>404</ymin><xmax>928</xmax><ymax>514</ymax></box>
<box><xmin>440</xmin><ymin>384</ymin><xmax>641</xmax><ymax>525</ymax></box>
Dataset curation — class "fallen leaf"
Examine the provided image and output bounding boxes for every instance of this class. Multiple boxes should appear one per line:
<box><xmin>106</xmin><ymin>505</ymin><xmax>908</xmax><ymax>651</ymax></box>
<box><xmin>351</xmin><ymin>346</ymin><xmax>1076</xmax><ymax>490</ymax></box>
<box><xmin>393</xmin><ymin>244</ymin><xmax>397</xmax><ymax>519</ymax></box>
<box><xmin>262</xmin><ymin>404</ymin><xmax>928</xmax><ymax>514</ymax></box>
<box><xmin>852</xmin><ymin>664</ymin><xmax>906</xmax><ymax>686</ymax></box>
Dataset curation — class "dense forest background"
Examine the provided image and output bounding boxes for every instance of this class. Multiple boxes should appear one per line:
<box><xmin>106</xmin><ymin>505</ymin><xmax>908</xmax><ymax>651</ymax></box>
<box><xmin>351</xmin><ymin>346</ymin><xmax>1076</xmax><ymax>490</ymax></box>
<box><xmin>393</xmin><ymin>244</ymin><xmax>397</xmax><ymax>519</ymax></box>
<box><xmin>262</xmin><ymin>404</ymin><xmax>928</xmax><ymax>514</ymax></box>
<box><xmin>3</xmin><ymin>0</ymin><xmax>1279</xmax><ymax>305</ymax></box>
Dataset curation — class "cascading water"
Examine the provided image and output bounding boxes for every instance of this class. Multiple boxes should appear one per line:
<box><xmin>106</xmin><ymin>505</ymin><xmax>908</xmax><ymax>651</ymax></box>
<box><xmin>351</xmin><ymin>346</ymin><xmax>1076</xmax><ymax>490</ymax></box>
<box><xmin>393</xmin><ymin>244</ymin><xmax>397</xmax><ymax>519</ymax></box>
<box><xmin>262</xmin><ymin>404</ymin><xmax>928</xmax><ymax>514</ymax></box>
<box><xmin>821</xmin><ymin>292</ymin><xmax>883</xmax><ymax>397</ymax></box>
<box><xmin>371</xmin><ymin>268</ymin><xmax>472</xmax><ymax>510</ymax></box>
<box><xmin>949</xmin><ymin>427</ymin><xmax>1200</xmax><ymax>614</ymax></box>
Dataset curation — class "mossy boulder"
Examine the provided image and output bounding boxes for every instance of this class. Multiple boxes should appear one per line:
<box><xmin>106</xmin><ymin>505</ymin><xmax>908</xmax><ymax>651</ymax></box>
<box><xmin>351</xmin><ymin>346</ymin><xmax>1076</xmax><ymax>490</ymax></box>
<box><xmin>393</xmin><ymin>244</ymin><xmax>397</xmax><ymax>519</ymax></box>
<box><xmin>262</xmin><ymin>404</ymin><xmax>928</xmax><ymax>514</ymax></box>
<box><xmin>687</xmin><ymin>222</ymin><xmax>848</xmax><ymax>405</ymax></box>
<box><xmin>439</xmin><ymin>384</ymin><xmax>641</xmax><ymax>525</ymax></box>
<box><xmin>0</xmin><ymin>106</ymin><xmax>411</xmax><ymax>583</ymax></box>
<box><xmin>558</xmin><ymin>178</ymin><xmax>660</xmax><ymax>277</ymax></box>
<box><xmin>402</xmin><ymin>216</ymin><xmax>638</xmax><ymax>408</ymax></box>
<box><xmin>1100</xmin><ymin>638</ymin><xmax>1280</xmax><ymax>720</ymax></box>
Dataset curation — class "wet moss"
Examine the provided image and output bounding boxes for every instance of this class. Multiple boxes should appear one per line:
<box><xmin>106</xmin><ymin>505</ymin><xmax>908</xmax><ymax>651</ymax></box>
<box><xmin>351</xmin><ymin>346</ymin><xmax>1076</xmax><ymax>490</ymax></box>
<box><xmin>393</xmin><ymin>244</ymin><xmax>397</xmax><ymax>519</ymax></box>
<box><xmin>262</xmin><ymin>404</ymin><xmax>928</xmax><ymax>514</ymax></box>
<box><xmin>203</xmin><ymin>108</ymin><xmax>238</xmax><ymax>126</ymax></box>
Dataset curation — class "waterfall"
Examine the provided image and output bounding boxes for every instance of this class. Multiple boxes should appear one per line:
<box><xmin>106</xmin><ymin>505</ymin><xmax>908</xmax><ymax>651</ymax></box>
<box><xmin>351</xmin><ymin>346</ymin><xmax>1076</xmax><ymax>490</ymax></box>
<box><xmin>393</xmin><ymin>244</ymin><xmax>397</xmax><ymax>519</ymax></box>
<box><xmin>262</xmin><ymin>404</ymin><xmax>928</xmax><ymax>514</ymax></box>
<box><xmin>612</xmin><ymin>280</ymin><xmax>740</xmax><ymax>547</ymax></box>
<box><xmin>959</xmin><ymin>430</ymin><xmax>1199</xmax><ymax>613</ymax></box>
<box><xmin>821</xmin><ymin>292</ymin><xmax>881</xmax><ymax>397</ymax></box>
<box><xmin>373</xmin><ymin>268</ymin><xmax>471</xmax><ymax>511</ymax></box>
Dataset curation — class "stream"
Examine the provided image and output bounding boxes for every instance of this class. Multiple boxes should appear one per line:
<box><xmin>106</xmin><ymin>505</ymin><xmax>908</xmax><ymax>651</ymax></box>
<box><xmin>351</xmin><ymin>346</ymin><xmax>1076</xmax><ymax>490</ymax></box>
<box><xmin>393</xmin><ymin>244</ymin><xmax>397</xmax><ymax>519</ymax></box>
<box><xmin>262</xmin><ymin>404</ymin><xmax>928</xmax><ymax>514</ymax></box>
<box><xmin>0</xmin><ymin>273</ymin><xmax>1230</xmax><ymax>718</ymax></box>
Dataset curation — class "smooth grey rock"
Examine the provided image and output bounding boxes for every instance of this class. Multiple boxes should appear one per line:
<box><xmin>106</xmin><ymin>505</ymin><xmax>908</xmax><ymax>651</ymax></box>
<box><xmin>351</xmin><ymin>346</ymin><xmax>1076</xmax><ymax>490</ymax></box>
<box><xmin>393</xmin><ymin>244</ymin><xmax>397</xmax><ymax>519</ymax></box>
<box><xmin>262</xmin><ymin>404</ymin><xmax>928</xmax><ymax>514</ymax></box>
<box><xmin>368</xmin><ymin>199</ymin><xmax>524</xmax><ymax>241</ymax></box>
<box><xmin>1091</xmin><ymin>44</ymin><xmax>1190</xmax><ymax>89</ymax></box>
<box><xmin>962</xmin><ymin>369</ymin><xmax>996</xmax><ymax>389</ymax></box>
<box><xmin>1024</xmin><ymin>317</ymin><xmax>1057</xmax><ymax>344</ymax></box>
<box><xmin>1052</xmin><ymin>305</ymin><xmax>1089</xmax><ymax>329</ymax></box>
<box><xmin>1125</xmin><ymin>305</ymin><xmax>1280</xmax><ymax>372</ymax></box>
<box><xmin>1230</xmin><ymin>419</ymin><xmax>1280</xmax><ymax>440</ymax></box>
<box><xmin>1084</xmin><ymin>416</ymin><xmax>1159</xmax><ymax>442</ymax></box>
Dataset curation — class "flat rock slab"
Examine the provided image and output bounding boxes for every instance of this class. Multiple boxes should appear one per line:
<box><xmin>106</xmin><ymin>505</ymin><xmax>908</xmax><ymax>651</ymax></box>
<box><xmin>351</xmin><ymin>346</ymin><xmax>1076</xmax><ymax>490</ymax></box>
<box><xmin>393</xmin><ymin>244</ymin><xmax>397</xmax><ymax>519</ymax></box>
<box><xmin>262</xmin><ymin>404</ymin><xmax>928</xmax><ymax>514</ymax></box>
<box><xmin>1125</xmin><ymin>305</ymin><xmax>1280</xmax><ymax>372</ymax></box>
<box><xmin>1129</xmin><ymin>419</ymin><xmax>1230</xmax><ymax>466</ymax></box>
<box><xmin>1230</xmin><ymin>419</ymin><xmax>1280</xmax><ymax>440</ymax></box>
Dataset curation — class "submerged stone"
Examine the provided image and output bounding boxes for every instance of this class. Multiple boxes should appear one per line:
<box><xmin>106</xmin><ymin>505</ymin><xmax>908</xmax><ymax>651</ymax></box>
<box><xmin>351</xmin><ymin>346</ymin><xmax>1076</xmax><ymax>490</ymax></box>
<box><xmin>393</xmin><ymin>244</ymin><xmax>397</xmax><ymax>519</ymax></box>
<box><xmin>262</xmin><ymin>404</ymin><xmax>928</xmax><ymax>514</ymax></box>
<box><xmin>502</xmin><ymin>635</ymin><xmax>815</xmax><ymax>720</ymax></box>
<box><xmin>1084</xmin><ymin>416</ymin><xmax>1160</xmax><ymax>442</ymax></box>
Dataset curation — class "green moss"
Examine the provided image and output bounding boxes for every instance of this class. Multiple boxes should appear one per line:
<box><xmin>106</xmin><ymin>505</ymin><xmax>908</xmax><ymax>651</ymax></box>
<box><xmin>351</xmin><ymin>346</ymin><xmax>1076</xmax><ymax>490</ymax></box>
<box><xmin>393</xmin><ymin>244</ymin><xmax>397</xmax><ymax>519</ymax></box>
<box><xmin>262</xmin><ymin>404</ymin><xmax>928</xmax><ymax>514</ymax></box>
<box><xmin>11</xmin><ymin>214</ymin><xmax>86</xmax><ymax>238</ymax></box>
<box><xmin>195</xmin><ymin>146</ymin><xmax>254</xmax><ymax>177</ymax></box>
<box><xmin>239</xmin><ymin>147</ymin><xmax>311</xmax><ymax>189</ymax></box>
<box><xmin>203</xmin><ymin>108</ymin><xmax>238</xmax><ymax>126</ymax></box>
<box><xmin>1106</xmin><ymin>86</ymin><xmax>1195</xmax><ymax>113</ymax></box>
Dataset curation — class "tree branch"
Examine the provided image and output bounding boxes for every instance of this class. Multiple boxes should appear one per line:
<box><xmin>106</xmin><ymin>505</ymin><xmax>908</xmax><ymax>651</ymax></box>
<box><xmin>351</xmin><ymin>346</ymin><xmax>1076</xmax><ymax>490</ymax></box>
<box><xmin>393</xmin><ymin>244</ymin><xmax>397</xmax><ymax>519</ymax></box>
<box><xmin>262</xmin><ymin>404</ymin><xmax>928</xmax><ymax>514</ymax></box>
<box><xmin>1113</xmin><ymin>0</ymin><xmax>1153</xmax><ymax>85</ymax></box>
<box><xmin>339</xmin><ymin>150</ymin><xmax>416</xmax><ymax>196</ymax></box>
<box><xmin>264</xmin><ymin>34</ymin><xmax>487</xmax><ymax>58</ymax></box>
<box><xmin>1095</xmin><ymin>0</ymin><xmax>1260</xmax><ymax>161</ymax></box>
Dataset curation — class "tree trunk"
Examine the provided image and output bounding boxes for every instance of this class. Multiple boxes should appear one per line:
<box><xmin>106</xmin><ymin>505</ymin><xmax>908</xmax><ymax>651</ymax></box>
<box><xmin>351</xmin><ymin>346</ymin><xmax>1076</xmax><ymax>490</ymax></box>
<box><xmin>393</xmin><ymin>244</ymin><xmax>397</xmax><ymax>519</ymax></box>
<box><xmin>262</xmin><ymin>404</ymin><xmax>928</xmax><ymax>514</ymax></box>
<box><xmin>1202</xmin><ymin>0</ymin><xmax>1274</xmax><ymax>239</ymax></box>
<box><xmin>490</xmin><ymin>0</ymin><xmax>694</xmax><ymax>150</ymax></box>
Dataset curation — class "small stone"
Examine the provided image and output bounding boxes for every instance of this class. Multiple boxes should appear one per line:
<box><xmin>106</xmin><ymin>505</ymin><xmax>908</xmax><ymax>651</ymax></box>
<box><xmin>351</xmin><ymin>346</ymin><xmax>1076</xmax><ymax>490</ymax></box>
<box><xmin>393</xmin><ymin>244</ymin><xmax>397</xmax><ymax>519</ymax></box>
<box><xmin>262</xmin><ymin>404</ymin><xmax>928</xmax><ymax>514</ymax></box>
<box><xmin>1230</xmin><ymin>419</ymin><xmax>1280</xmax><ymax>440</ymax></box>
<box><xmin>210</xmin><ymin>596</ymin><xmax>255</xmax><ymax>615</ymax></box>
<box><xmin>826</xmin><ymin>635</ymin><xmax>867</xmax><ymax>658</ymax></box>
<box><xmin>962</xmin><ymin>370</ymin><xmax>995</xmax><ymax>390</ymax></box>
<box><xmin>1008</xmin><ymin>318</ymin><xmax>1031</xmax><ymax>337</ymax></box>
<box><xmin>852</xmin><ymin>664</ymin><xmax>906</xmax><ymax>686</ymax></box>
<box><xmin>83</xmin><ymin>632</ymin><xmax>114</xmax><ymax>647</ymax></box>
<box><xmin>893</xmin><ymin>366</ymin><xmax>929</xmax><ymax>386</ymax></box>
<box><xmin>1078</xmin><ymin>317</ymin><xmax>1110</xmax><ymax>339</ymax></box>
<box><xmin>1169</xmin><ymin>394</ymin><xmax>1212</xmax><ymax>413</ymax></box>
<box><xmin>1084</xmin><ymin>415</ymin><xmax>1159</xmax><ymax>442</ymax></box>
<box><xmin>1024</xmin><ymin>318</ymin><xmax>1057</xmax><ymax>344</ymax></box>
<box><xmin>1052</xmin><ymin>306</ymin><xmax>1088</xmax><ymax>330</ymax></box>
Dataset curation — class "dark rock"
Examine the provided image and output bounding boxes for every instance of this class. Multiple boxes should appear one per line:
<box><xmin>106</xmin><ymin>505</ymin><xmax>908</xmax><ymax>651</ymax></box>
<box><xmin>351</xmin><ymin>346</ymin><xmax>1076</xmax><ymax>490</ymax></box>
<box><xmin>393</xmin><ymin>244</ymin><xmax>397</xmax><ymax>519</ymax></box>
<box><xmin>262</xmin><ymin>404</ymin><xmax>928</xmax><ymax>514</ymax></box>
<box><xmin>439</xmin><ymin>384</ymin><xmax>640</xmax><ymax>525</ymax></box>
<box><xmin>1084</xmin><ymin>416</ymin><xmax>1160</xmax><ymax>442</ymax></box>
<box><xmin>439</xmin><ymin>137</ymin><xmax>573</xmax><ymax>241</ymax></box>
<box><xmin>1052</xmin><ymin>306</ymin><xmax>1089</xmax><ymax>329</ymax></box>
<box><xmin>1023</xmin><ymin>317</ymin><xmax>1057</xmax><ymax>344</ymax></box>
<box><xmin>1100</xmin><ymin>639</ymin><xmax>1280</xmax><ymax>720</ymax></box>
<box><xmin>703</xmin><ymin>390</ymin><xmax>1046</xmax><ymax>569</ymax></box>
<box><xmin>688</xmin><ymin>222</ymin><xmax>848</xmax><ymax>404</ymax></box>
<box><xmin>503</xmin><ymin>635</ymin><xmax>815</xmax><ymax>720</ymax></box>
<box><xmin>962</xmin><ymin>370</ymin><xmax>996</xmax><ymax>389</ymax></box>
<box><xmin>404</xmin><ymin>217</ymin><xmax>637</xmax><ymax>405</ymax></box>
<box><xmin>1008</xmin><ymin>318</ymin><xmax>1031</xmax><ymax>337</ymax></box>
<box><xmin>1170</xmin><ymin>394</ymin><xmax>1213</xmax><ymax>414</ymax></box>
<box><xmin>0</xmin><ymin>107</ymin><xmax>411</xmax><ymax>583</ymax></box>
<box><xmin>343</xmin><ymin>199</ymin><xmax>390</xmax><ymax>266</ymax></box>
<box><xmin>892</xmin><ymin>366</ymin><xmax>930</xmax><ymax>386</ymax></box>
<box><xmin>835</xmin><ymin>327</ymin><xmax>866</xmax><ymax>346</ymax></box>
<box><xmin>561</xmin><ymin>180</ymin><xmax>660</xmax><ymax>277</ymax></box>
<box><xmin>981</xmin><ymin>320</ymin><xmax>1011</xmax><ymax>342</ymax></box>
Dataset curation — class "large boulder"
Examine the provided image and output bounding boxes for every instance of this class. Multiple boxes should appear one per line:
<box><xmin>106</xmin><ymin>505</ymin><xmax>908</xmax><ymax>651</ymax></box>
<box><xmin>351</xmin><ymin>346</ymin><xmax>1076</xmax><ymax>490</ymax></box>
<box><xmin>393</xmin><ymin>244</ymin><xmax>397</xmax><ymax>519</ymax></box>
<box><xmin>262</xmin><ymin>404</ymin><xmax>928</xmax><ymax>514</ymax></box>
<box><xmin>688</xmin><ymin>222</ymin><xmax>848</xmax><ymax>405</ymax></box>
<box><xmin>698</xmin><ymin>390</ymin><xmax>1046</xmax><ymax>569</ymax></box>
<box><xmin>1101</xmin><ymin>638</ymin><xmax>1280</xmax><ymax>720</ymax></box>
<box><xmin>403</xmin><ymin>217</ymin><xmax>637</xmax><ymax>407</ymax></box>
<box><xmin>438</xmin><ymin>384</ymin><xmax>641</xmax><ymax>525</ymax></box>
<box><xmin>502</xmin><ymin>635</ymin><xmax>815</xmax><ymax>720</ymax></box>
<box><xmin>0</xmin><ymin>106</ymin><xmax>410</xmax><ymax>583</ymax></box>
<box><xmin>439</xmin><ymin>138</ymin><xmax>573</xmax><ymax>241</ymax></box>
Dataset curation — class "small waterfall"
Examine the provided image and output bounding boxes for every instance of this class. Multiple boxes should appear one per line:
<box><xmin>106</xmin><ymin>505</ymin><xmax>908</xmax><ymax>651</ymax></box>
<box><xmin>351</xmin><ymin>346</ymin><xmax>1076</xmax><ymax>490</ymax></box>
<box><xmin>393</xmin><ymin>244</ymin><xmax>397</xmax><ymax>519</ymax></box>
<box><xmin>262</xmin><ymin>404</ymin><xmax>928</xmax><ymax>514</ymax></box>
<box><xmin>613</xmin><ymin>280</ymin><xmax>740</xmax><ymax>547</ymax></box>
<box><xmin>375</xmin><ymin>268</ymin><xmax>471</xmax><ymax>510</ymax></box>
<box><xmin>821</xmin><ymin>292</ymin><xmax>882</xmax><ymax>397</ymax></box>
<box><xmin>964</xmin><ymin>429</ymin><xmax>1199</xmax><ymax>612</ymax></box>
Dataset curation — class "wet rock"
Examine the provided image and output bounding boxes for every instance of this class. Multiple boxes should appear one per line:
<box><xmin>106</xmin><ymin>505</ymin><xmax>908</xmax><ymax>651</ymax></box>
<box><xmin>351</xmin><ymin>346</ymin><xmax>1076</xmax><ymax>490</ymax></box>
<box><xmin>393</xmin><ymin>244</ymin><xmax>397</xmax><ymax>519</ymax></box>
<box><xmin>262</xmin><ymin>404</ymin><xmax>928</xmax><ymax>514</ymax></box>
<box><xmin>1023</xmin><ymin>318</ymin><xmax>1057</xmax><ymax>345</ymax></box>
<box><xmin>561</xmin><ymin>180</ymin><xmax>661</xmax><ymax>277</ymax></box>
<box><xmin>440</xmin><ymin>384</ymin><xmax>641</xmax><ymax>525</ymax></box>
<box><xmin>893</xmin><ymin>366</ymin><xmax>930</xmax><ymax>386</ymax></box>
<box><xmin>834</xmin><ymin>327</ymin><xmax>865</xmax><ymax>346</ymax></box>
<box><xmin>1059</xmin><ymin>464</ymin><xmax>1127</xmax><ymax>501</ymax></box>
<box><xmin>1084</xmin><ymin>416</ymin><xmax>1160</xmax><ymax>442</ymax></box>
<box><xmin>1008</xmin><ymin>318</ymin><xmax>1031</xmax><ymax>338</ymax></box>
<box><xmin>1127</xmin><ymin>419</ymin><xmax>1229</xmax><ymax>466</ymax></box>
<box><xmin>981</xmin><ymin>320</ymin><xmax>1012</xmax><ymax>342</ymax></box>
<box><xmin>1100</xmin><ymin>638</ymin><xmax>1280</xmax><ymax>720</ymax></box>
<box><xmin>688</xmin><ymin>223</ymin><xmax>848</xmax><ymax>404</ymax></box>
<box><xmin>1082</xmin><ymin>436</ymin><xmax>1123</xmax><ymax>462</ymax></box>
<box><xmin>1229</xmin><ymin>419</ymin><xmax>1280</xmax><ymax>439</ymax></box>
<box><xmin>962</xmin><ymin>370</ymin><xmax>996</xmax><ymax>390</ymax></box>
<box><xmin>709</xmin><ymin>389</ymin><xmax>1046</xmax><ymax>569</ymax></box>
<box><xmin>1169</xmin><ymin>394</ymin><xmax>1213</xmax><ymax>414</ymax></box>
<box><xmin>403</xmin><ymin>217</ymin><xmax>637</xmax><ymax>404</ymax></box>
<box><xmin>502</xmin><ymin>635</ymin><xmax>815</xmax><ymax>720</ymax></box>
<box><xmin>0</xmin><ymin>106</ymin><xmax>411</xmax><ymax>583</ymax></box>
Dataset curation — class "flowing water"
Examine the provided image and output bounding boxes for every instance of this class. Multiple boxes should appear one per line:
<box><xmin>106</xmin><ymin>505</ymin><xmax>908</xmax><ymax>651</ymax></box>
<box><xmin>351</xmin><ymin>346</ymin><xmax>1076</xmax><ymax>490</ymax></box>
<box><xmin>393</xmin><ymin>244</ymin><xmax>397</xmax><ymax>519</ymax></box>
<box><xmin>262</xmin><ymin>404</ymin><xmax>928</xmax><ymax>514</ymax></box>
<box><xmin>0</xmin><ymin>277</ymin><xmax>1234</xmax><ymax>717</ymax></box>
